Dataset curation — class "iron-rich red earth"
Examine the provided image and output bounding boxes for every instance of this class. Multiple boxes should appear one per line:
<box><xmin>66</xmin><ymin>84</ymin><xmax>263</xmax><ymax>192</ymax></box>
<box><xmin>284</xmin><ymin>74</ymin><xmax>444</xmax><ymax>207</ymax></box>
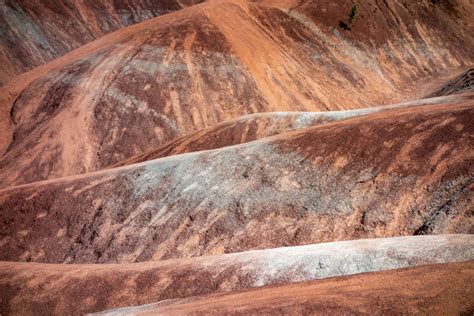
<box><xmin>0</xmin><ymin>0</ymin><xmax>204</xmax><ymax>85</ymax></box>
<box><xmin>1</xmin><ymin>0</ymin><xmax>473</xmax><ymax>188</ymax></box>
<box><xmin>96</xmin><ymin>261</ymin><xmax>474</xmax><ymax>316</ymax></box>
<box><xmin>0</xmin><ymin>0</ymin><xmax>473</xmax><ymax>315</ymax></box>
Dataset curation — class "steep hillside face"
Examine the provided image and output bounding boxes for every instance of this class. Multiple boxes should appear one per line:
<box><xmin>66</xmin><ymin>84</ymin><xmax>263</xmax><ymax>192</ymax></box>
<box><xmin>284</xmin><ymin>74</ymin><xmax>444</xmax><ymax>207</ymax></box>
<box><xmin>427</xmin><ymin>68</ymin><xmax>474</xmax><ymax>97</ymax></box>
<box><xmin>1</xmin><ymin>235</ymin><xmax>472</xmax><ymax>315</ymax></box>
<box><xmin>0</xmin><ymin>0</ymin><xmax>202</xmax><ymax>85</ymax></box>
<box><xmin>95</xmin><ymin>261</ymin><xmax>474</xmax><ymax>315</ymax></box>
<box><xmin>0</xmin><ymin>0</ymin><xmax>473</xmax><ymax>188</ymax></box>
<box><xmin>0</xmin><ymin>102</ymin><xmax>472</xmax><ymax>263</ymax></box>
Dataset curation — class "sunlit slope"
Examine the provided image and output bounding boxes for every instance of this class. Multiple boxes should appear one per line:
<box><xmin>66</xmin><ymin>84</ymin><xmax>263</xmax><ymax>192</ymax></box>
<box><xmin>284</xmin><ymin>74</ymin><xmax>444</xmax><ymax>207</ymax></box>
<box><xmin>0</xmin><ymin>101</ymin><xmax>472</xmax><ymax>263</ymax></box>
<box><xmin>1</xmin><ymin>0</ymin><xmax>473</xmax><ymax>187</ymax></box>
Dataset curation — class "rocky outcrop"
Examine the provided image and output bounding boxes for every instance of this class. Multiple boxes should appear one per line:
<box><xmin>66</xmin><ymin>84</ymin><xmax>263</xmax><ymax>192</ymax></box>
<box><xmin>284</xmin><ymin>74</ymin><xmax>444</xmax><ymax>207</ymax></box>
<box><xmin>427</xmin><ymin>68</ymin><xmax>474</xmax><ymax>97</ymax></box>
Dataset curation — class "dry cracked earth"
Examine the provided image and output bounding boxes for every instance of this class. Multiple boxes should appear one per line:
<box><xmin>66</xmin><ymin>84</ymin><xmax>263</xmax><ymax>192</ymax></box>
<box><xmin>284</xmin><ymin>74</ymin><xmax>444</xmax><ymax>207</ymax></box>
<box><xmin>0</xmin><ymin>0</ymin><xmax>473</xmax><ymax>315</ymax></box>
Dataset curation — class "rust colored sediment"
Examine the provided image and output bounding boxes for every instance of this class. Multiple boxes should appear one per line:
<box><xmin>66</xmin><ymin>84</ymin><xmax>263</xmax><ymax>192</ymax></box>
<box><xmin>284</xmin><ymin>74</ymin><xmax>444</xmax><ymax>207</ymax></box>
<box><xmin>1</xmin><ymin>0</ymin><xmax>473</xmax><ymax>187</ymax></box>
<box><xmin>0</xmin><ymin>102</ymin><xmax>472</xmax><ymax>264</ymax></box>
<box><xmin>96</xmin><ymin>261</ymin><xmax>474</xmax><ymax>315</ymax></box>
<box><xmin>1</xmin><ymin>235</ymin><xmax>472</xmax><ymax>315</ymax></box>
<box><xmin>0</xmin><ymin>0</ymin><xmax>203</xmax><ymax>85</ymax></box>
<box><xmin>0</xmin><ymin>2</ymin><xmax>473</xmax><ymax>314</ymax></box>
<box><xmin>111</xmin><ymin>93</ymin><xmax>474</xmax><ymax>167</ymax></box>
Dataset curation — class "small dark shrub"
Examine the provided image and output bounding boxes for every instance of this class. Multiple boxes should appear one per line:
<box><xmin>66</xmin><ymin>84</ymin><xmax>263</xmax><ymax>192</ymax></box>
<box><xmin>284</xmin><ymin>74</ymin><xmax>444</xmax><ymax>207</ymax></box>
<box><xmin>340</xmin><ymin>3</ymin><xmax>360</xmax><ymax>30</ymax></box>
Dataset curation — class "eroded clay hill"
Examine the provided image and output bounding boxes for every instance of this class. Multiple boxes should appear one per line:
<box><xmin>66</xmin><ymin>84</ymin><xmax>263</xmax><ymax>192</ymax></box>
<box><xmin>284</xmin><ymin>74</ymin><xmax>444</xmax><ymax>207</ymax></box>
<box><xmin>1</xmin><ymin>235</ymin><xmax>472</xmax><ymax>315</ymax></box>
<box><xmin>0</xmin><ymin>101</ymin><xmax>472</xmax><ymax>264</ymax></box>
<box><xmin>96</xmin><ymin>261</ymin><xmax>474</xmax><ymax>315</ymax></box>
<box><xmin>1</xmin><ymin>0</ymin><xmax>473</xmax><ymax>188</ymax></box>
<box><xmin>113</xmin><ymin>93</ymin><xmax>474</xmax><ymax>167</ymax></box>
<box><xmin>0</xmin><ymin>0</ymin><xmax>202</xmax><ymax>85</ymax></box>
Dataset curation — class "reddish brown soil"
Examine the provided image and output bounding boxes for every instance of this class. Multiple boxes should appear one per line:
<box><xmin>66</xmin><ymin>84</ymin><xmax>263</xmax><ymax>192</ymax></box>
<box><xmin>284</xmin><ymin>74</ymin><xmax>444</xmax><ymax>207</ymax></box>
<box><xmin>0</xmin><ymin>2</ymin><xmax>473</xmax><ymax>314</ymax></box>
<box><xmin>1</xmin><ymin>0</ymin><xmax>473</xmax><ymax>188</ymax></box>
<box><xmin>0</xmin><ymin>101</ymin><xmax>472</xmax><ymax>264</ymax></box>
<box><xmin>0</xmin><ymin>0</ymin><xmax>202</xmax><ymax>85</ymax></box>
<box><xmin>96</xmin><ymin>261</ymin><xmax>474</xmax><ymax>315</ymax></box>
<box><xmin>112</xmin><ymin>93</ymin><xmax>474</xmax><ymax>167</ymax></box>
<box><xmin>1</xmin><ymin>235</ymin><xmax>471</xmax><ymax>315</ymax></box>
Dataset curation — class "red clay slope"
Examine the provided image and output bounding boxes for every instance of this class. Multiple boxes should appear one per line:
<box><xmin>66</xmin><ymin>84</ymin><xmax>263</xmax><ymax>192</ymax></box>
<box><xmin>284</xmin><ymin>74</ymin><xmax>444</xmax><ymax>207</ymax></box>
<box><xmin>0</xmin><ymin>101</ymin><xmax>472</xmax><ymax>264</ymax></box>
<box><xmin>1</xmin><ymin>0</ymin><xmax>473</xmax><ymax>188</ymax></box>
<box><xmin>95</xmin><ymin>261</ymin><xmax>474</xmax><ymax>315</ymax></box>
<box><xmin>0</xmin><ymin>0</ymin><xmax>203</xmax><ymax>85</ymax></box>
<box><xmin>111</xmin><ymin>93</ymin><xmax>474</xmax><ymax>167</ymax></box>
<box><xmin>1</xmin><ymin>235</ymin><xmax>472</xmax><ymax>315</ymax></box>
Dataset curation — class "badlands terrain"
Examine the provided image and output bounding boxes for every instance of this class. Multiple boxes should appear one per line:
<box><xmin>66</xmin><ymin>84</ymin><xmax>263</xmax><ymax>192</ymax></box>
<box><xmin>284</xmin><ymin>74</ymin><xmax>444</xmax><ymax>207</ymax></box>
<box><xmin>0</xmin><ymin>0</ymin><xmax>473</xmax><ymax>315</ymax></box>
